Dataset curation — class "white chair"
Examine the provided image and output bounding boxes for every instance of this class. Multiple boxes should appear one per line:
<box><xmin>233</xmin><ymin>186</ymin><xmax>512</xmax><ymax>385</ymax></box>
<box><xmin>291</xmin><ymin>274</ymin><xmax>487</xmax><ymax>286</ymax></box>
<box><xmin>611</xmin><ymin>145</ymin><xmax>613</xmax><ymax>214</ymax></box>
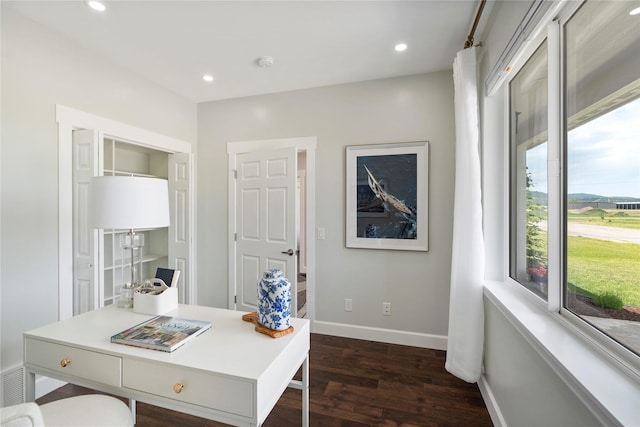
<box><xmin>1</xmin><ymin>395</ymin><xmax>133</xmax><ymax>427</ymax></box>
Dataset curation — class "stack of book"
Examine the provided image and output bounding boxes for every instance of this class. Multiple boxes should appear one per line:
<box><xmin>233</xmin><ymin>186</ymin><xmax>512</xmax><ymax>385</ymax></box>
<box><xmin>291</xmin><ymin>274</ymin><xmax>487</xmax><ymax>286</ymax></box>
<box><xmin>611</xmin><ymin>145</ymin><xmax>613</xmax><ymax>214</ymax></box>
<box><xmin>111</xmin><ymin>315</ymin><xmax>211</xmax><ymax>352</ymax></box>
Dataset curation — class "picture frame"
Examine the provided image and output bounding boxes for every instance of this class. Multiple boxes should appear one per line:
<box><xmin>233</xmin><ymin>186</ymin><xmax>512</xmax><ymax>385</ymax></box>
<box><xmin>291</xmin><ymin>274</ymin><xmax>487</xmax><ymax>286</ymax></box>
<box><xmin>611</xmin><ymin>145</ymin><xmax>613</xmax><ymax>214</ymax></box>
<box><xmin>346</xmin><ymin>141</ymin><xmax>428</xmax><ymax>251</ymax></box>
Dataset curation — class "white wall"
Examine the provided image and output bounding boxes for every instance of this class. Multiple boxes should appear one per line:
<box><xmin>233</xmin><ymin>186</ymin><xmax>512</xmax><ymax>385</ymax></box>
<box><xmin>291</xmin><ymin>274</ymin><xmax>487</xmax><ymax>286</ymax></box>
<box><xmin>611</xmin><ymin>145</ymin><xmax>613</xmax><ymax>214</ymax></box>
<box><xmin>479</xmin><ymin>2</ymin><xmax>600</xmax><ymax>425</ymax></box>
<box><xmin>484</xmin><ymin>300</ymin><xmax>599</xmax><ymax>426</ymax></box>
<box><xmin>0</xmin><ymin>8</ymin><xmax>197</xmax><ymax>382</ymax></box>
<box><xmin>197</xmin><ymin>72</ymin><xmax>455</xmax><ymax>342</ymax></box>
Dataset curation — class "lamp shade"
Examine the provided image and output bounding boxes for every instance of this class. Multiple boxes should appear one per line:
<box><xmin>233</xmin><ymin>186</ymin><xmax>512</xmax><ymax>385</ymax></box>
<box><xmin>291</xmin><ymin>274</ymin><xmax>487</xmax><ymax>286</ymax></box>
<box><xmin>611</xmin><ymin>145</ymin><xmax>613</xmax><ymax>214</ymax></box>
<box><xmin>89</xmin><ymin>176</ymin><xmax>170</xmax><ymax>229</ymax></box>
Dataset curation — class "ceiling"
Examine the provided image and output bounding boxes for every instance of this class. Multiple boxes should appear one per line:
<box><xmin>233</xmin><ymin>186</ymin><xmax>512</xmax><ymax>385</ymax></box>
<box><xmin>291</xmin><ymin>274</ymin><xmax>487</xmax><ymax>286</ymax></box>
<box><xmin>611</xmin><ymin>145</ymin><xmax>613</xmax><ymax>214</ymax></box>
<box><xmin>4</xmin><ymin>1</ymin><xmax>485</xmax><ymax>103</ymax></box>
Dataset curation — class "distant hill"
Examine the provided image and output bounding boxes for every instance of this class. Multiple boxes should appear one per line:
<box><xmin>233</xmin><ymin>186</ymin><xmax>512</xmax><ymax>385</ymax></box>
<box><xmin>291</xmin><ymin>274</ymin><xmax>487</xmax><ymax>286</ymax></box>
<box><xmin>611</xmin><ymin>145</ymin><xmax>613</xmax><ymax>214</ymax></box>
<box><xmin>567</xmin><ymin>193</ymin><xmax>640</xmax><ymax>203</ymax></box>
<box><xmin>529</xmin><ymin>192</ymin><xmax>640</xmax><ymax>205</ymax></box>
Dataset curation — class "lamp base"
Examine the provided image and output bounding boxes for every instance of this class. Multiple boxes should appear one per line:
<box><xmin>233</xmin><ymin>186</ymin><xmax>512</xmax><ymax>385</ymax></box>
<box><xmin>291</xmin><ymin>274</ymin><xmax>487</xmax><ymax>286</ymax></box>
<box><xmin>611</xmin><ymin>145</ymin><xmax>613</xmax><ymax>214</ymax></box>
<box><xmin>119</xmin><ymin>230</ymin><xmax>144</xmax><ymax>296</ymax></box>
<box><xmin>117</xmin><ymin>282</ymin><xmax>137</xmax><ymax>308</ymax></box>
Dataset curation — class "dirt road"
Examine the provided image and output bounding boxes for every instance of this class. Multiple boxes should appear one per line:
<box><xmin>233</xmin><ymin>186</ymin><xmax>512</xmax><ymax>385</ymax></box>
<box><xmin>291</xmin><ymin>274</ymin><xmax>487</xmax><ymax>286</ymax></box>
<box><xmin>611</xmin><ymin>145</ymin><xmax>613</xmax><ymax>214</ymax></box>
<box><xmin>539</xmin><ymin>220</ymin><xmax>640</xmax><ymax>244</ymax></box>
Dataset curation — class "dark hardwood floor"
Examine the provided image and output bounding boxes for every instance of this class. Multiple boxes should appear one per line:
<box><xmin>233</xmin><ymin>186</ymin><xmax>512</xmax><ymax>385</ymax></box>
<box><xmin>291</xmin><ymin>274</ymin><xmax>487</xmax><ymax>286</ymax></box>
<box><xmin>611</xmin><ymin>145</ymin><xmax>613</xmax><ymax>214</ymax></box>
<box><xmin>37</xmin><ymin>334</ymin><xmax>492</xmax><ymax>426</ymax></box>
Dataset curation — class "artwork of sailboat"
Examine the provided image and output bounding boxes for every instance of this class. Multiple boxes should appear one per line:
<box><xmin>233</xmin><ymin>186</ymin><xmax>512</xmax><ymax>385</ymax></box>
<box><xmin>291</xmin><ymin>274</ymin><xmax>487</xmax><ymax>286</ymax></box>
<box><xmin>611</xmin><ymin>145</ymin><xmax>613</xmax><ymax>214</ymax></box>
<box><xmin>363</xmin><ymin>164</ymin><xmax>414</xmax><ymax>215</ymax></box>
<box><xmin>346</xmin><ymin>141</ymin><xmax>428</xmax><ymax>250</ymax></box>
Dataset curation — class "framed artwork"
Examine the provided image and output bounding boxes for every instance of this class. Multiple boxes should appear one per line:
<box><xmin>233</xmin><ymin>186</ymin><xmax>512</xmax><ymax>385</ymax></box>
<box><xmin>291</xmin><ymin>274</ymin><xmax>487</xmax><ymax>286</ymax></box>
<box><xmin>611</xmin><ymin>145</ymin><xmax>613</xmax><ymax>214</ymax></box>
<box><xmin>346</xmin><ymin>141</ymin><xmax>428</xmax><ymax>251</ymax></box>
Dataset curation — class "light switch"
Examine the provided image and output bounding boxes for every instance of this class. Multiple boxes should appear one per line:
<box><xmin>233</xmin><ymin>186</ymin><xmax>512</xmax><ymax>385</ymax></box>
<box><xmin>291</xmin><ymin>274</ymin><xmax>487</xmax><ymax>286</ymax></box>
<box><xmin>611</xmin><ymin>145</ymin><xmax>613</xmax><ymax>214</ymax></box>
<box><xmin>317</xmin><ymin>227</ymin><xmax>326</xmax><ymax>240</ymax></box>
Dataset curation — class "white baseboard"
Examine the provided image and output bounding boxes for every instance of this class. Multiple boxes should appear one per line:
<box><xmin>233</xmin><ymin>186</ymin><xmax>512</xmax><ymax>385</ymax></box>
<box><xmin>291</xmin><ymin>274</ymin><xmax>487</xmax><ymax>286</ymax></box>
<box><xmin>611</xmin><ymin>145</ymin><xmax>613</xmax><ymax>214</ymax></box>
<box><xmin>313</xmin><ymin>320</ymin><xmax>447</xmax><ymax>350</ymax></box>
<box><xmin>478</xmin><ymin>374</ymin><xmax>506</xmax><ymax>427</ymax></box>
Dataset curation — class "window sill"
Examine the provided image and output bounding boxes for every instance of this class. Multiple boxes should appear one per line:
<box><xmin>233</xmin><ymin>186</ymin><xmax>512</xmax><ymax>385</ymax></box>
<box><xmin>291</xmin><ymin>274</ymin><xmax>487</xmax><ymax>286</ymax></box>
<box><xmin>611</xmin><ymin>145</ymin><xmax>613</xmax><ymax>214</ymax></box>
<box><xmin>484</xmin><ymin>280</ymin><xmax>640</xmax><ymax>426</ymax></box>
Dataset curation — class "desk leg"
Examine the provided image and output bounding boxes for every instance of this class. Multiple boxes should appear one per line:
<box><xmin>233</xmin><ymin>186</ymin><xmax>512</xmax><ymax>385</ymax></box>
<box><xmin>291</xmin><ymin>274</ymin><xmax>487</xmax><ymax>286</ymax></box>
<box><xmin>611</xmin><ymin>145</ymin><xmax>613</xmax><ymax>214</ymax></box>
<box><xmin>302</xmin><ymin>354</ymin><xmax>309</xmax><ymax>427</ymax></box>
<box><xmin>25</xmin><ymin>370</ymin><xmax>36</xmax><ymax>402</ymax></box>
<box><xmin>129</xmin><ymin>398</ymin><xmax>137</xmax><ymax>425</ymax></box>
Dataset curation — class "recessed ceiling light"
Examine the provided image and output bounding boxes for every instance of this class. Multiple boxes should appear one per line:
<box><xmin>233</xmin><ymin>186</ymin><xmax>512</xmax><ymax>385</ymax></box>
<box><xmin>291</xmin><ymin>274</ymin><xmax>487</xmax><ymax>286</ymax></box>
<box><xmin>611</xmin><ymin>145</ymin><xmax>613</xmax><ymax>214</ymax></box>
<box><xmin>394</xmin><ymin>43</ymin><xmax>408</xmax><ymax>52</ymax></box>
<box><xmin>86</xmin><ymin>1</ymin><xmax>106</xmax><ymax>12</ymax></box>
<box><xmin>630</xmin><ymin>6</ymin><xmax>640</xmax><ymax>15</ymax></box>
<box><xmin>202</xmin><ymin>75</ymin><xmax>214</xmax><ymax>83</ymax></box>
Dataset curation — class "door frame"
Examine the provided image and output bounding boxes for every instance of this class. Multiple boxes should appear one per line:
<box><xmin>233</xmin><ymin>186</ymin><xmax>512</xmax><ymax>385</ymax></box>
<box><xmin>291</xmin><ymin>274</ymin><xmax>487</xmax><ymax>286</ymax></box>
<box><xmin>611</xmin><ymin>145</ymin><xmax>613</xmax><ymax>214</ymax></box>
<box><xmin>227</xmin><ymin>137</ymin><xmax>317</xmax><ymax>324</ymax></box>
<box><xmin>57</xmin><ymin>105</ymin><xmax>195</xmax><ymax>320</ymax></box>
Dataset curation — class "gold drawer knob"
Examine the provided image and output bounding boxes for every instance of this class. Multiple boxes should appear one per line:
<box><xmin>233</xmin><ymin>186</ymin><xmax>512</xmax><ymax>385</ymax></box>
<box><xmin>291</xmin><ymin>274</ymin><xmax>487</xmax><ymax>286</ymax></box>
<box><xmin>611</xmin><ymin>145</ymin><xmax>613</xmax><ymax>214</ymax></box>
<box><xmin>173</xmin><ymin>383</ymin><xmax>184</xmax><ymax>394</ymax></box>
<box><xmin>60</xmin><ymin>358</ymin><xmax>71</xmax><ymax>368</ymax></box>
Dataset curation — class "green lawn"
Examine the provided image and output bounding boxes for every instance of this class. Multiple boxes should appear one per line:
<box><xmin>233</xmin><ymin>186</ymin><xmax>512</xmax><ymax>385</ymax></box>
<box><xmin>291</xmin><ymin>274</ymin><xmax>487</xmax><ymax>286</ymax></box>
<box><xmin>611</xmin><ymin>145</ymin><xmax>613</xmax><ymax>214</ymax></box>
<box><xmin>567</xmin><ymin>209</ymin><xmax>640</xmax><ymax>231</ymax></box>
<box><xmin>567</xmin><ymin>235</ymin><xmax>640</xmax><ymax>307</ymax></box>
<box><xmin>527</xmin><ymin>207</ymin><xmax>640</xmax><ymax>307</ymax></box>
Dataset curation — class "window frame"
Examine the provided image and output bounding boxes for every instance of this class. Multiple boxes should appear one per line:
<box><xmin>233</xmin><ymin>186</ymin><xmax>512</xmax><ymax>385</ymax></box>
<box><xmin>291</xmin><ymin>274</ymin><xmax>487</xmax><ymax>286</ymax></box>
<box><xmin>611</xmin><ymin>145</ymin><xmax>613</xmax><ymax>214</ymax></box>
<box><xmin>503</xmin><ymin>0</ymin><xmax>640</xmax><ymax>376</ymax></box>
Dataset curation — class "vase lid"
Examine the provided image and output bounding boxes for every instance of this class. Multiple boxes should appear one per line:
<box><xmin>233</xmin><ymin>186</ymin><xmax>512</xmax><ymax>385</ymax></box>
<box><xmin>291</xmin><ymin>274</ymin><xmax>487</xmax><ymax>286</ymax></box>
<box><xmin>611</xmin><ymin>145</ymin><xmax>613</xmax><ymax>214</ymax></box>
<box><xmin>263</xmin><ymin>269</ymin><xmax>284</xmax><ymax>279</ymax></box>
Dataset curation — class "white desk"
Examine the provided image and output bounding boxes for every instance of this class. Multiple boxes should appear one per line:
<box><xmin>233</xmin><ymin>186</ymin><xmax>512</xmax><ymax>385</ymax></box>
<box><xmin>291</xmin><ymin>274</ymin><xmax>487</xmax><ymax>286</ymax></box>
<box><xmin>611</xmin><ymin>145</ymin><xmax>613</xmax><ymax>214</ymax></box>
<box><xmin>24</xmin><ymin>305</ymin><xmax>310</xmax><ymax>427</ymax></box>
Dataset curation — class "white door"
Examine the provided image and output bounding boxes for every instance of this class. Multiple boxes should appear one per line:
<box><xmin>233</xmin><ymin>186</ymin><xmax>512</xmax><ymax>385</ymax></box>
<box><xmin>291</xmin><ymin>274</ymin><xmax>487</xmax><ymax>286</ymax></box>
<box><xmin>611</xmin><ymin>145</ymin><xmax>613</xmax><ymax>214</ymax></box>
<box><xmin>72</xmin><ymin>129</ymin><xmax>101</xmax><ymax>315</ymax></box>
<box><xmin>168</xmin><ymin>153</ymin><xmax>192</xmax><ymax>304</ymax></box>
<box><xmin>235</xmin><ymin>147</ymin><xmax>298</xmax><ymax>313</ymax></box>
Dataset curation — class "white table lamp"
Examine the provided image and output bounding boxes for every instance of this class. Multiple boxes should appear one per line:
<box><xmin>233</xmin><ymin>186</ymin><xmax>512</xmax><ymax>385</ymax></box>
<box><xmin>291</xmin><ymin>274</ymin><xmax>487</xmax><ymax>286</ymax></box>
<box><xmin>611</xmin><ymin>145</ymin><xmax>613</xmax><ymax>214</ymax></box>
<box><xmin>89</xmin><ymin>176</ymin><xmax>170</xmax><ymax>304</ymax></box>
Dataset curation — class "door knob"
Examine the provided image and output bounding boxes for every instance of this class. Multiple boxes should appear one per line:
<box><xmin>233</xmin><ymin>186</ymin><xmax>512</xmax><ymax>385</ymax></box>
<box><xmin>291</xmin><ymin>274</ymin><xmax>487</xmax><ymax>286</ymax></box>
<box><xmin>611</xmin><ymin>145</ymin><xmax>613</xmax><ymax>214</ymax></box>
<box><xmin>281</xmin><ymin>249</ymin><xmax>294</xmax><ymax>256</ymax></box>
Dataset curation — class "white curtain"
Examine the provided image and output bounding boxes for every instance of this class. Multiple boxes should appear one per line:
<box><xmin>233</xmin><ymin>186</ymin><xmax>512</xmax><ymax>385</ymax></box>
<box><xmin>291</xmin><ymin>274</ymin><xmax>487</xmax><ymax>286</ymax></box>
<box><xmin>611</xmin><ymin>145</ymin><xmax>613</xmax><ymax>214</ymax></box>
<box><xmin>445</xmin><ymin>47</ymin><xmax>485</xmax><ymax>383</ymax></box>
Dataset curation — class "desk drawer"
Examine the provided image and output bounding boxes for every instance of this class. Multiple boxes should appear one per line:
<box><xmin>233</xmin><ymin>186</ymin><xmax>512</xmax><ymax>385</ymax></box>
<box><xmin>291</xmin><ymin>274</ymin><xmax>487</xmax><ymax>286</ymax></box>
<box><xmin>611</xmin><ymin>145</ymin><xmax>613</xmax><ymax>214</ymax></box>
<box><xmin>123</xmin><ymin>358</ymin><xmax>253</xmax><ymax>417</ymax></box>
<box><xmin>25</xmin><ymin>338</ymin><xmax>121</xmax><ymax>387</ymax></box>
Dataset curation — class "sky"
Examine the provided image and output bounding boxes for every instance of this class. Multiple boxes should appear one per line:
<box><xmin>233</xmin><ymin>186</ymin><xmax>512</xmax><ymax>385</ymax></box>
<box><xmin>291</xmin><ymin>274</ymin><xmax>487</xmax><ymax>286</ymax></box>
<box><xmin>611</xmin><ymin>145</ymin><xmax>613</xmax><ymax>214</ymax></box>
<box><xmin>527</xmin><ymin>97</ymin><xmax>640</xmax><ymax>199</ymax></box>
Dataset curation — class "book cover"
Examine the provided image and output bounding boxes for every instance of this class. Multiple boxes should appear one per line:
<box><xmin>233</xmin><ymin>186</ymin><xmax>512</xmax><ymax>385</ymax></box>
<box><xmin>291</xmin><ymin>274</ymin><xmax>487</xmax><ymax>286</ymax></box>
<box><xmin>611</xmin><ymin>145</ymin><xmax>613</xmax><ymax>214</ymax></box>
<box><xmin>111</xmin><ymin>315</ymin><xmax>211</xmax><ymax>352</ymax></box>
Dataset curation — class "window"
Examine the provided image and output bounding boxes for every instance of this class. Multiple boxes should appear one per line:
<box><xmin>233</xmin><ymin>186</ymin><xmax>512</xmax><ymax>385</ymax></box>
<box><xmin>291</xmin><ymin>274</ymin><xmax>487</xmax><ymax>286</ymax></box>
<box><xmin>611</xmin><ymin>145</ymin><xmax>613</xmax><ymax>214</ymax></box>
<box><xmin>508</xmin><ymin>0</ymin><xmax>640</xmax><ymax>360</ymax></box>
<box><xmin>563</xmin><ymin>1</ymin><xmax>640</xmax><ymax>356</ymax></box>
<box><xmin>509</xmin><ymin>41</ymin><xmax>549</xmax><ymax>301</ymax></box>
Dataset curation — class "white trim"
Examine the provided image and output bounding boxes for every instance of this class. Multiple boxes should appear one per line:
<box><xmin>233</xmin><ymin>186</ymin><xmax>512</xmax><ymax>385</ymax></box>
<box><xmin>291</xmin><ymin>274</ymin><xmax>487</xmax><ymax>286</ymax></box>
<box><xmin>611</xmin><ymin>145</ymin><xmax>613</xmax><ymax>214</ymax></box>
<box><xmin>546</xmin><ymin>19</ymin><xmax>562</xmax><ymax>313</ymax></box>
<box><xmin>303</xmin><ymin>148</ymin><xmax>316</xmax><ymax>325</ymax></box>
<box><xmin>226</xmin><ymin>136</ymin><xmax>317</xmax><ymax>155</ymax></box>
<box><xmin>188</xmin><ymin>152</ymin><xmax>197</xmax><ymax>305</ymax></box>
<box><xmin>227</xmin><ymin>156</ymin><xmax>237</xmax><ymax>310</ymax></box>
<box><xmin>58</xmin><ymin>122</ymin><xmax>74</xmax><ymax>320</ymax></box>
<box><xmin>227</xmin><ymin>137</ymin><xmax>317</xmax><ymax>325</ymax></box>
<box><xmin>56</xmin><ymin>105</ymin><xmax>195</xmax><ymax>321</ymax></box>
<box><xmin>56</xmin><ymin>105</ymin><xmax>191</xmax><ymax>154</ymax></box>
<box><xmin>313</xmin><ymin>321</ymin><xmax>447</xmax><ymax>350</ymax></box>
<box><xmin>484</xmin><ymin>281</ymin><xmax>640</xmax><ymax>426</ymax></box>
<box><xmin>477</xmin><ymin>375</ymin><xmax>506</xmax><ymax>427</ymax></box>
<box><xmin>297</xmin><ymin>170</ymin><xmax>307</xmax><ymax>275</ymax></box>
<box><xmin>502</xmin><ymin>87</ymin><xmax>511</xmax><ymax>281</ymax></box>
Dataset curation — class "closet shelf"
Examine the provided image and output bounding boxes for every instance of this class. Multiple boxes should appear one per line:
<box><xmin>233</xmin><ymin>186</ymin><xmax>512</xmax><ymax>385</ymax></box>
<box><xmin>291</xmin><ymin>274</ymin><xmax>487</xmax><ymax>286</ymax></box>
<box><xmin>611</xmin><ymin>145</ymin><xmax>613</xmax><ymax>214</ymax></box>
<box><xmin>103</xmin><ymin>169</ymin><xmax>166</xmax><ymax>179</ymax></box>
<box><xmin>103</xmin><ymin>227</ymin><xmax>168</xmax><ymax>235</ymax></box>
<box><xmin>103</xmin><ymin>253</ymin><xmax>168</xmax><ymax>271</ymax></box>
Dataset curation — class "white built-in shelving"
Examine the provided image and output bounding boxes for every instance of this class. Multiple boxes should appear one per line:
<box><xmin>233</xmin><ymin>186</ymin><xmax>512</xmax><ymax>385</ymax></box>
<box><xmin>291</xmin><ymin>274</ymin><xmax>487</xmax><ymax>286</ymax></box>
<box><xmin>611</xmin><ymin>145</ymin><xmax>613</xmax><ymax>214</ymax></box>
<box><xmin>100</xmin><ymin>139</ymin><xmax>170</xmax><ymax>307</ymax></box>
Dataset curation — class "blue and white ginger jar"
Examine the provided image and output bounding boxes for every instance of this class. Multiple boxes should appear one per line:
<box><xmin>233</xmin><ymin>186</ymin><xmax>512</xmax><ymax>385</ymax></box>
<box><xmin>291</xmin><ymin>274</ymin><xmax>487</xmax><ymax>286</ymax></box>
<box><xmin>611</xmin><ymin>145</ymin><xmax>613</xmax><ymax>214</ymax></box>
<box><xmin>257</xmin><ymin>269</ymin><xmax>292</xmax><ymax>331</ymax></box>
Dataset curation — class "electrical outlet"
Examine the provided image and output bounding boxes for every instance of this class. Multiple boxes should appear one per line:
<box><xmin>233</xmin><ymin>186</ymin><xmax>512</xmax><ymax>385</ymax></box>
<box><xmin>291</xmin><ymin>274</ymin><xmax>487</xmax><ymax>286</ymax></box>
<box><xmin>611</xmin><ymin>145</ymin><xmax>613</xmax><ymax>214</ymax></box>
<box><xmin>382</xmin><ymin>302</ymin><xmax>391</xmax><ymax>316</ymax></box>
<box><xmin>344</xmin><ymin>298</ymin><xmax>353</xmax><ymax>312</ymax></box>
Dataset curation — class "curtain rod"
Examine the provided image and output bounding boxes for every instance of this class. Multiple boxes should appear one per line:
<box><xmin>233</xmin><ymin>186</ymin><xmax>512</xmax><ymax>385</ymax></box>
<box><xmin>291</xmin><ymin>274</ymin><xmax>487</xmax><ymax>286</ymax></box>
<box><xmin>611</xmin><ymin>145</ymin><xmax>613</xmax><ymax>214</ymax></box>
<box><xmin>464</xmin><ymin>0</ymin><xmax>487</xmax><ymax>49</ymax></box>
